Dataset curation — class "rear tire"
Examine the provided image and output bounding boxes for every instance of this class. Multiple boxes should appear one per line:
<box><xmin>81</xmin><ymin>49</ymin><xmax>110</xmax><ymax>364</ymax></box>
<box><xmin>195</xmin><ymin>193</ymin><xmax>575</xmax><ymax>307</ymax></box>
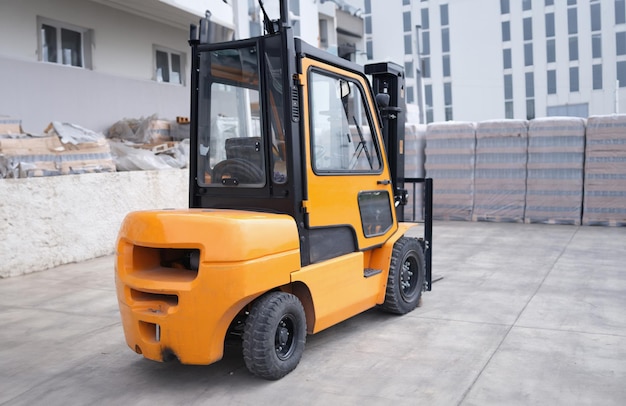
<box><xmin>242</xmin><ymin>292</ymin><xmax>307</xmax><ymax>380</ymax></box>
<box><xmin>380</xmin><ymin>237</ymin><xmax>425</xmax><ymax>315</ymax></box>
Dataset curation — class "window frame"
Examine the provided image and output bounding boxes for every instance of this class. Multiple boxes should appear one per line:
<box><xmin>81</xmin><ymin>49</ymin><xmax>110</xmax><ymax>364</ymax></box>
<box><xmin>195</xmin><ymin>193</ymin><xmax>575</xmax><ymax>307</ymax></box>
<box><xmin>153</xmin><ymin>45</ymin><xmax>186</xmax><ymax>85</ymax></box>
<box><xmin>307</xmin><ymin>68</ymin><xmax>384</xmax><ymax>175</ymax></box>
<box><xmin>37</xmin><ymin>16</ymin><xmax>92</xmax><ymax>69</ymax></box>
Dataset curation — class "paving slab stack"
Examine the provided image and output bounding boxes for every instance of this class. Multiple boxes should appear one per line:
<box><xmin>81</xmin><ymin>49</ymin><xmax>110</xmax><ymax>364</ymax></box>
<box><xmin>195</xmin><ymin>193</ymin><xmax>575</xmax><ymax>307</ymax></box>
<box><xmin>424</xmin><ymin>121</ymin><xmax>476</xmax><ymax>221</ymax></box>
<box><xmin>525</xmin><ymin>117</ymin><xmax>586</xmax><ymax>225</ymax></box>
<box><xmin>404</xmin><ymin>124</ymin><xmax>427</xmax><ymax>221</ymax></box>
<box><xmin>583</xmin><ymin>114</ymin><xmax>626</xmax><ymax>226</ymax></box>
<box><xmin>473</xmin><ymin>120</ymin><xmax>528</xmax><ymax>222</ymax></box>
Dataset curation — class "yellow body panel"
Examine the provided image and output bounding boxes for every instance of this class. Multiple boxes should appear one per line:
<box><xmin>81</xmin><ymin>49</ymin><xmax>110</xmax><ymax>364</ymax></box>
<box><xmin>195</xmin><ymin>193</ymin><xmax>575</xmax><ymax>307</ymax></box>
<box><xmin>115</xmin><ymin>209</ymin><xmax>301</xmax><ymax>364</ymax></box>
<box><xmin>291</xmin><ymin>252</ymin><xmax>382</xmax><ymax>333</ymax></box>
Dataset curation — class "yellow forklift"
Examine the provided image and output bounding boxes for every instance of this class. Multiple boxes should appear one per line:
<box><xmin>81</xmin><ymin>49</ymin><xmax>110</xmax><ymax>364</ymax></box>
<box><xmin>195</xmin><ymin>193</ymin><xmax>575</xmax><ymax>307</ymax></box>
<box><xmin>115</xmin><ymin>1</ymin><xmax>432</xmax><ymax>380</ymax></box>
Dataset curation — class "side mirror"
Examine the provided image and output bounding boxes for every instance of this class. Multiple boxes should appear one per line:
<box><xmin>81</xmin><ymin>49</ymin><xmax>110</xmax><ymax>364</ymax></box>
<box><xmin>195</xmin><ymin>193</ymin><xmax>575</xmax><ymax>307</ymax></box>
<box><xmin>338</xmin><ymin>80</ymin><xmax>351</xmax><ymax>99</ymax></box>
<box><xmin>375</xmin><ymin>93</ymin><xmax>390</xmax><ymax>108</ymax></box>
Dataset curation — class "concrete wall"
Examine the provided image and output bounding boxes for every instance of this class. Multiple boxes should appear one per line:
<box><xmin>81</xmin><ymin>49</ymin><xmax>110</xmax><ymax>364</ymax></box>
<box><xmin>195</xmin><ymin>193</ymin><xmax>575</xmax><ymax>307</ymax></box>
<box><xmin>0</xmin><ymin>169</ymin><xmax>189</xmax><ymax>278</ymax></box>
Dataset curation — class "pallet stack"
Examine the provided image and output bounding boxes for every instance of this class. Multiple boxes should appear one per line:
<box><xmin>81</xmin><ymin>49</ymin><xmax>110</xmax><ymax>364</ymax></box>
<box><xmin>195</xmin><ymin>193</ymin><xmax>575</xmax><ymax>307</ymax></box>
<box><xmin>583</xmin><ymin>114</ymin><xmax>626</xmax><ymax>226</ymax></box>
<box><xmin>525</xmin><ymin>117</ymin><xmax>586</xmax><ymax>225</ymax></box>
<box><xmin>473</xmin><ymin>120</ymin><xmax>528</xmax><ymax>222</ymax></box>
<box><xmin>404</xmin><ymin>123</ymin><xmax>427</xmax><ymax>221</ymax></box>
<box><xmin>425</xmin><ymin>121</ymin><xmax>476</xmax><ymax>221</ymax></box>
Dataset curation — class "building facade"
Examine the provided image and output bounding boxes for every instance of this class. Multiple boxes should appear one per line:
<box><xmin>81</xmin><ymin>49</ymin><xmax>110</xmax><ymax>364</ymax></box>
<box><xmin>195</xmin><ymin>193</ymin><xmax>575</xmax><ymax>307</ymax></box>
<box><xmin>0</xmin><ymin>0</ymin><xmax>234</xmax><ymax>133</ymax></box>
<box><xmin>364</xmin><ymin>0</ymin><xmax>626</xmax><ymax>123</ymax></box>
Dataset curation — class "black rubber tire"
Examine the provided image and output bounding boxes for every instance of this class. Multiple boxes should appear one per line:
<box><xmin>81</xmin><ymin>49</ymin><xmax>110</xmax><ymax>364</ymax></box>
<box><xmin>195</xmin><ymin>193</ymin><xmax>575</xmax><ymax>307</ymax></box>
<box><xmin>242</xmin><ymin>292</ymin><xmax>307</xmax><ymax>380</ymax></box>
<box><xmin>380</xmin><ymin>236</ymin><xmax>425</xmax><ymax>315</ymax></box>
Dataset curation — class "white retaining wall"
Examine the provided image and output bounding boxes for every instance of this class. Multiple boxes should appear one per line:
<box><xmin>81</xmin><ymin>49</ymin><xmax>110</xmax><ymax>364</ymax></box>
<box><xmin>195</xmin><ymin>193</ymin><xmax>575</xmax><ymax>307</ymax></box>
<box><xmin>0</xmin><ymin>169</ymin><xmax>188</xmax><ymax>278</ymax></box>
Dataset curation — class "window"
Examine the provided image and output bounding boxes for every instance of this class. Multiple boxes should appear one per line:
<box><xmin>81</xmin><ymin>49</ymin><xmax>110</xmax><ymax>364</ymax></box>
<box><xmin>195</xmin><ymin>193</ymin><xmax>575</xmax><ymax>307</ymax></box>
<box><xmin>405</xmin><ymin>61</ymin><xmax>414</xmax><ymax>78</ymax></box>
<box><xmin>526</xmin><ymin>99</ymin><xmax>535</xmax><ymax>120</ymax></box>
<box><xmin>592</xmin><ymin>33</ymin><xmax>602</xmax><ymax>58</ymax></box>
<box><xmin>38</xmin><ymin>17</ymin><xmax>91</xmax><ymax>68</ymax></box>
<box><xmin>504</xmin><ymin>74</ymin><xmax>513</xmax><ymax>99</ymax></box>
<box><xmin>618</xmin><ymin>61</ymin><xmax>626</xmax><ymax>86</ymax></box>
<box><xmin>443</xmin><ymin>55</ymin><xmax>451</xmax><ymax>77</ymax></box>
<box><xmin>403</xmin><ymin>11</ymin><xmax>412</xmax><ymax>32</ymax></box>
<box><xmin>593</xmin><ymin>64</ymin><xmax>603</xmax><ymax>89</ymax></box>
<box><xmin>523</xmin><ymin>0</ymin><xmax>532</xmax><ymax>11</ymax></box>
<box><xmin>445</xmin><ymin>107</ymin><xmax>453</xmax><ymax>121</ymax></box>
<box><xmin>570</xmin><ymin>66</ymin><xmax>579</xmax><ymax>92</ymax></box>
<box><xmin>422</xmin><ymin>31</ymin><xmax>430</xmax><ymax>55</ymax></box>
<box><xmin>422</xmin><ymin>57</ymin><xmax>431</xmax><ymax>77</ymax></box>
<box><xmin>444</xmin><ymin>82</ymin><xmax>452</xmax><ymax>105</ymax></box>
<box><xmin>403</xmin><ymin>0</ymin><xmax>411</xmax><ymax>5</ymax></box>
<box><xmin>525</xmin><ymin>72</ymin><xmax>534</xmax><ymax>98</ymax></box>
<box><xmin>442</xmin><ymin>28</ymin><xmax>450</xmax><ymax>52</ymax></box>
<box><xmin>366</xmin><ymin>41</ymin><xmax>373</xmax><ymax>59</ymax></box>
<box><xmin>591</xmin><ymin>3</ymin><xmax>601</xmax><ymax>31</ymax></box>
<box><xmin>421</xmin><ymin>9</ymin><xmax>429</xmax><ymax>30</ymax></box>
<box><xmin>505</xmin><ymin>101</ymin><xmax>514</xmax><ymax>118</ymax></box>
<box><xmin>501</xmin><ymin>0</ymin><xmax>510</xmax><ymax>14</ymax></box>
<box><xmin>310</xmin><ymin>71</ymin><xmax>382</xmax><ymax>172</ymax></box>
<box><xmin>545</xmin><ymin>13</ymin><xmax>555</xmax><ymax>38</ymax></box>
<box><xmin>547</xmin><ymin>69</ymin><xmax>557</xmax><ymax>94</ymax></box>
<box><xmin>569</xmin><ymin>36</ymin><xmax>578</xmax><ymax>61</ymax></box>
<box><xmin>425</xmin><ymin>85</ymin><xmax>433</xmax><ymax>107</ymax></box>
<box><xmin>155</xmin><ymin>48</ymin><xmax>184</xmax><ymax>84</ymax></box>
<box><xmin>524</xmin><ymin>43</ymin><xmax>533</xmax><ymax>66</ymax></box>
<box><xmin>404</xmin><ymin>34</ymin><xmax>412</xmax><ymax>54</ymax></box>
<box><xmin>617</xmin><ymin>32</ymin><xmax>626</xmax><ymax>55</ymax></box>
<box><xmin>524</xmin><ymin>17</ymin><xmax>533</xmax><ymax>41</ymax></box>
<box><xmin>568</xmin><ymin>0</ymin><xmax>576</xmax><ymax>4</ymax></box>
<box><xmin>618</xmin><ymin>0</ymin><xmax>626</xmax><ymax>24</ymax></box>
<box><xmin>406</xmin><ymin>86</ymin><xmax>415</xmax><ymax>104</ymax></box>
<box><xmin>568</xmin><ymin>8</ymin><xmax>578</xmax><ymax>35</ymax></box>
<box><xmin>365</xmin><ymin>16</ymin><xmax>372</xmax><ymax>34</ymax></box>
<box><xmin>365</xmin><ymin>0</ymin><xmax>371</xmax><ymax>13</ymax></box>
<box><xmin>545</xmin><ymin>0</ymin><xmax>554</xmax><ymax>5</ymax></box>
<box><xmin>440</xmin><ymin>4</ymin><xmax>449</xmax><ymax>26</ymax></box>
<box><xmin>425</xmin><ymin>85</ymin><xmax>433</xmax><ymax>123</ymax></box>
<box><xmin>547</xmin><ymin>39</ymin><xmax>556</xmax><ymax>62</ymax></box>
<box><xmin>502</xmin><ymin>21</ymin><xmax>511</xmax><ymax>42</ymax></box>
<box><xmin>503</xmin><ymin>48</ymin><xmax>512</xmax><ymax>69</ymax></box>
<box><xmin>200</xmin><ymin>45</ymin><xmax>266</xmax><ymax>187</ymax></box>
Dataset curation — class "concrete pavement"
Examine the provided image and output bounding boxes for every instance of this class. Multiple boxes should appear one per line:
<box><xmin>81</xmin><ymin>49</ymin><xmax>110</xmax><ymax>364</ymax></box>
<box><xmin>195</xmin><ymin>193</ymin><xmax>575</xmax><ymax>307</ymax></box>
<box><xmin>1</xmin><ymin>221</ymin><xmax>625</xmax><ymax>405</ymax></box>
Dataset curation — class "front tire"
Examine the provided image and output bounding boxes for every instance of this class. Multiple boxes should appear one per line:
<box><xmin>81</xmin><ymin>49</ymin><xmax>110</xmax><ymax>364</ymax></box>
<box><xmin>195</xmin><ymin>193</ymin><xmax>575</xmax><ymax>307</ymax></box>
<box><xmin>380</xmin><ymin>237</ymin><xmax>425</xmax><ymax>315</ymax></box>
<box><xmin>242</xmin><ymin>292</ymin><xmax>307</xmax><ymax>380</ymax></box>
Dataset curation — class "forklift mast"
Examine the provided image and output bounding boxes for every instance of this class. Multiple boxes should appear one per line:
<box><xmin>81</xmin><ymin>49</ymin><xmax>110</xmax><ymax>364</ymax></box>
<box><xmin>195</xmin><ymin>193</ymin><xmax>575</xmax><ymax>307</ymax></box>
<box><xmin>364</xmin><ymin>62</ymin><xmax>407</xmax><ymax>221</ymax></box>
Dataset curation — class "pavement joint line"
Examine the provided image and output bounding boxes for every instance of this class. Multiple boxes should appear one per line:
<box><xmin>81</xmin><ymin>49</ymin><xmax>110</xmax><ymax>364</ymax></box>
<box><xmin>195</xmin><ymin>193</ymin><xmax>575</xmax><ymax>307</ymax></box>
<box><xmin>510</xmin><ymin>324</ymin><xmax>626</xmax><ymax>339</ymax></box>
<box><xmin>455</xmin><ymin>226</ymin><xmax>580</xmax><ymax>406</ymax></box>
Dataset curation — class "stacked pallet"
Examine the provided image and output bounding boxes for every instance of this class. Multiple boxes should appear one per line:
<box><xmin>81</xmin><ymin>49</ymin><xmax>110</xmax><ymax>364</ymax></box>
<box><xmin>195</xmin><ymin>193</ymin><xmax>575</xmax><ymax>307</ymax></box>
<box><xmin>525</xmin><ymin>117</ymin><xmax>586</xmax><ymax>225</ymax></box>
<box><xmin>473</xmin><ymin>120</ymin><xmax>528</xmax><ymax>222</ymax></box>
<box><xmin>0</xmin><ymin>121</ymin><xmax>115</xmax><ymax>178</ymax></box>
<box><xmin>404</xmin><ymin>124</ymin><xmax>427</xmax><ymax>221</ymax></box>
<box><xmin>583</xmin><ymin>114</ymin><xmax>626</xmax><ymax>226</ymax></box>
<box><xmin>425</xmin><ymin>121</ymin><xmax>476</xmax><ymax>221</ymax></box>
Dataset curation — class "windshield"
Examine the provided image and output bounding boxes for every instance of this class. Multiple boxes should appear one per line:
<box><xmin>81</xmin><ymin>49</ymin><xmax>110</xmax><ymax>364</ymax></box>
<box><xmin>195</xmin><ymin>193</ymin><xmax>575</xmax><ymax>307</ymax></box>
<box><xmin>197</xmin><ymin>45</ymin><xmax>265</xmax><ymax>187</ymax></box>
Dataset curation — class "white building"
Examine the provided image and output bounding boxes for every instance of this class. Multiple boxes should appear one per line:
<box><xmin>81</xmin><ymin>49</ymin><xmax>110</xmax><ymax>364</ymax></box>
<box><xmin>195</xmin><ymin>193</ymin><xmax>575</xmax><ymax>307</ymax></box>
<box><xmin>364</xmin><ymin>0</ymin><xmax>626</xmax><ymax>123</ymax></box>
<box><xmin>0</xmin><ymin>0</ymin><xmax>234</xmax><ymax>133</ymax></box>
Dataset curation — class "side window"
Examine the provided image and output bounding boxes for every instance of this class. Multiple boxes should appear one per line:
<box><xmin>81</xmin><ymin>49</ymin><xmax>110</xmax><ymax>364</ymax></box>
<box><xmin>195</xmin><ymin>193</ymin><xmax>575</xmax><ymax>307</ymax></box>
<box><xmin>309</xmin><ymin>70</ymin><xmax>382</xmax><ymax>173</ymax></box>
<box><xmin>154</xmin><ymin>47</ymin><xmax>184</xmax><ymax>85</ymax></box>
<box><xmin>38</xmin><ymin>17</ymin><xmax>92</xmax><ymax>68</ymax></box>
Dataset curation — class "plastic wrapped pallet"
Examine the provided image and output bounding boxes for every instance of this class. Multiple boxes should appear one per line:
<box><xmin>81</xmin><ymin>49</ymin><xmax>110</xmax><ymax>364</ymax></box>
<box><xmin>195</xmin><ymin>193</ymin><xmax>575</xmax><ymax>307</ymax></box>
<box><xmin>525</xmin><ymin>117</ymin><xmax>585</xmax><ymax>225</ymax></box>
<box><xmin>583</xmin><ymin>114</ymin><xmax>626</xmax><ymax>226</ymax></box>
<box><xmin>425</xmin><ymin>121</ymin><xmax>476</xmax><ymax>221</ymax></box>
<box><xmin>473</xmin><ymin>120</ymin><xmax>528</xmax><ymax>223</ymax></box>
<box><xmin>404</xmin><ymin>123</ymin><xmax>427</xmax><ymax>221</ymax></box>
<box><xmin>0</xmin><ymin>135</ymin><xmax>64</xmax><ymax>178</ymax></box>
